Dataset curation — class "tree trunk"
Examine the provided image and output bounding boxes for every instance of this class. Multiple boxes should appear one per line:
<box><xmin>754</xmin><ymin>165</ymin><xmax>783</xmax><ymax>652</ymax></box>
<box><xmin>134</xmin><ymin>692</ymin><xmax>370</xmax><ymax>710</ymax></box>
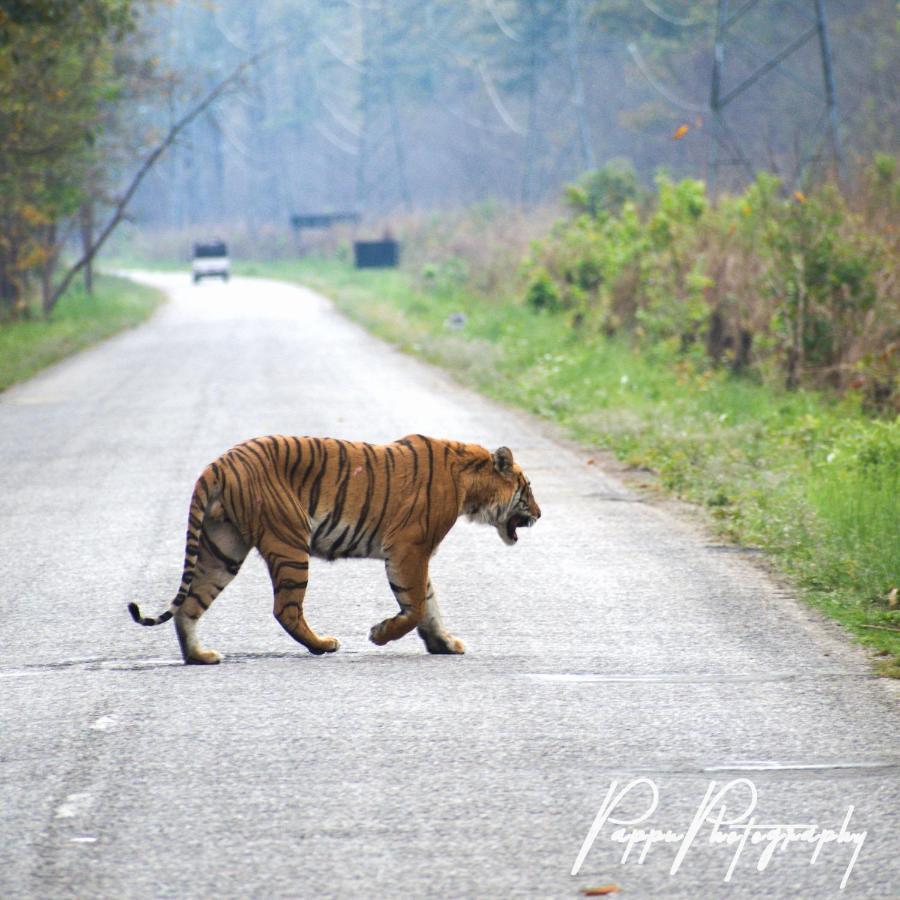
<box><xmin>0</xmin><ymin>225</ymin><xmax>22</xmax><ymax>318</ymax></box>
<box><xmin>706</xmin><ymin>308</ymin><xmax>726</xmax><ymax>363</ymax></box>
<box><xmin>40</xmin><ymin>224</ymin><xmax>59</xmax><ymax>316</ymax></box>
<box><xmin>565</xmin><ymin>0</ymin><xmax>594</xmax><ymax>171</ymax></box>
<box><xmin>355</xmin><ymin>3</ymin><xmax>372</xmax><ymax>213</ymax></box>
<box><xmin>733</xmin><ymin>329</ymin><xmax>753</xmax><ymax>373</ymax></box>
<box><xmin>384</xmin><ymin>66</ymin><xmax>412</xmax><ymax>212</ymax></box>
<box><xmin>522</xmin><ymin>41</ymin><xmax>540</xmax><ymax>205</ymax></box>
<box><xmin>79</xmin><ymin>201</ymin><xmax>95</xmax><ymax>295</ymax></box>
<box><xmin>787</xmin><ymin>283</ymin><xmax>807</xmax><ymax>390</ymax></box>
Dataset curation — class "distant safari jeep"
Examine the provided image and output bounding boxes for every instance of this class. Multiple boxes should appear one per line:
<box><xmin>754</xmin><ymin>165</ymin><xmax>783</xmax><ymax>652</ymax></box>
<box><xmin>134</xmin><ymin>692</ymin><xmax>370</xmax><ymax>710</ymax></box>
<box><xmin>191</xmin><ymin>241</ymin><xmax>230</xmax><ymax>283</ymax></box>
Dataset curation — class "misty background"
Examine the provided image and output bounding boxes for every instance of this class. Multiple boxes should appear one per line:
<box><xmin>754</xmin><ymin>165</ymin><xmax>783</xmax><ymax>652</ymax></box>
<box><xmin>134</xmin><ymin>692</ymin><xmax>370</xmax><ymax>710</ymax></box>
<box><xmin>126</xmin><ymin>0</ymin><xmax>898</xmax><ymax>233</ymax></box>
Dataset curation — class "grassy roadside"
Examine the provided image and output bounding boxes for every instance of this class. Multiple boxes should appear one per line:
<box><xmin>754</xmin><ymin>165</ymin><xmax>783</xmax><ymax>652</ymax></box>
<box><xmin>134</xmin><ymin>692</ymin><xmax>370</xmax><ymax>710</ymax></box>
<box><xmin>0</xmin><ymin>275</ymin><xmax>164</xmax><ymax>393</ymax></box>
<box><xmin>239</xmin><ymin>258</ymin><xmax>900</xmax><ymax>675</ymax></box>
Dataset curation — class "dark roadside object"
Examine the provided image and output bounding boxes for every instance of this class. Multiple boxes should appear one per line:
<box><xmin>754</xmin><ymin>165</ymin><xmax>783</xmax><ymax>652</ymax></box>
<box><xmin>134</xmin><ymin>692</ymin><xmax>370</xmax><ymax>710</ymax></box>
<box><xmin>354</xmin><ymin>239</ymin><xmax>399</xmax><ymax>269</ymax></box>
<box><xmin>290</xmin><ymin>212</ymin><xmax>360</xmax><ymax>231</ymax></box>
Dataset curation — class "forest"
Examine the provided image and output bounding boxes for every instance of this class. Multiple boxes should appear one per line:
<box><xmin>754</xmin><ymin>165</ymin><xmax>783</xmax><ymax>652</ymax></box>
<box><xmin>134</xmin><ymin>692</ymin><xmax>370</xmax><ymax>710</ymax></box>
<box><xmin>1</xmin><ymin>1</ymin><xmax>897</xmax><ymax>290</ymax></box>
<box><xmin>132</xmin><ymin>0</ymin><xmax>897</xmax><ymax>224</ymax></box>
<box><xmin>0</xmin><ymin>0</ymin><xmax>897</xmax><ymax>401</ymax></box>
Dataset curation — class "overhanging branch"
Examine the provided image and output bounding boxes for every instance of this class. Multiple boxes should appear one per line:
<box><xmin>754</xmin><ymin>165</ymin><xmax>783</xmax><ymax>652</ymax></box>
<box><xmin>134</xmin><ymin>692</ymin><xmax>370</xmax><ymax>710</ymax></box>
<box><xmin>46</xmin><ymin>43</ymin><xmax>283</xmax><ymax>313</ymax></box>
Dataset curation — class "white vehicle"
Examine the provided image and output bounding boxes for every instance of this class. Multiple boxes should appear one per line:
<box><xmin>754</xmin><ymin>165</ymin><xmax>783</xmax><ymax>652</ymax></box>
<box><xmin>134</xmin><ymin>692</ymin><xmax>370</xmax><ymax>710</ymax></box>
<box><xmin>191</xmin><ymin>241</ymin><xmax>230</xmax><ymax>283</ymax></box>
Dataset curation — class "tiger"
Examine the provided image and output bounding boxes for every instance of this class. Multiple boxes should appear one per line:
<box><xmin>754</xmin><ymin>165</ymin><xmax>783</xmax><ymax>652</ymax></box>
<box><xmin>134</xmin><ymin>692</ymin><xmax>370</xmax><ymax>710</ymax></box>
<box><xmin>128</xmin><ymin>434</ymin><xmax>541</xmax><ymax>664</ymax></box>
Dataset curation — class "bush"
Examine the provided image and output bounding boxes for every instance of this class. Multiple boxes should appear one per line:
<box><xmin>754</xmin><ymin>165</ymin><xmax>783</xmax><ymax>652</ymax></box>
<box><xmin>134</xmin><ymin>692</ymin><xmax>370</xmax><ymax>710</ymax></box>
<box><xmin>523</xmin><ymin>164</ymin><xmax>899</xmax><ymax>407</ymax></box>
<box><xmin>564</xmin><ymin>159</ymin><xmax>641</xmax><ymax>219</ymax></box>
<box><xmin>525</xmin><ymin>267</ymin><xmax>562</xmax><ymax>312</ymax></box>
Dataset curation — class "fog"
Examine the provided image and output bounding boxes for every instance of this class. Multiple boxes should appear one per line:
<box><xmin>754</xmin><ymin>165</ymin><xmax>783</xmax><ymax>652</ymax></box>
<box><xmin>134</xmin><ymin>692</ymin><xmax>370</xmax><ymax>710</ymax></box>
<box><xmin>128</xmin><ymin>0</ymin><xmax>897</xmax><ymax>230</ymax></box>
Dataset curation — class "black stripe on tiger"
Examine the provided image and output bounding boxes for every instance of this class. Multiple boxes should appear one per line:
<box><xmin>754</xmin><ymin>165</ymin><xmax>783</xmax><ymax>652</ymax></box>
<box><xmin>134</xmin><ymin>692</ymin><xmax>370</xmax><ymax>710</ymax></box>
<box><xmin>200</xmin><ymin>532</ymin><xmax>242</xmax><ymax>576</ymax></box>
<box><xmin>288</xmin><ymin>436</ymin><xmax>305</xmax><ymax>484</ymax></box>
<box><xmin>422</xmin><ymin>435</ymin><xmax>435</xmax><ymax>533</ymax></box>
<box><xmin>397</xmin><ymin>438</ymin><xmax>418</xmax><ymax>482</ymax></box>
<box><xmin>343</xmin><ymin>446</ymin><xmax>376</xmax><ymax>555</ymax></box>
<box><xmin>363</xmin><ymin>452</ymin><xmax>392</xmax><ymax>557</ymax></box>
<box><xmin>128</xmin><ymin>603</ymin><xmax>173</xmax><ymax>626</ymax></box>
<box><xmin>326</xmin><ymin>526</ymin><xmax>350</xmax><ymax>560</ymax></box>
<box><xmin>307</xmin><ymin>452</ymin><xmax>328</xmax><ymax>518</ymax></box>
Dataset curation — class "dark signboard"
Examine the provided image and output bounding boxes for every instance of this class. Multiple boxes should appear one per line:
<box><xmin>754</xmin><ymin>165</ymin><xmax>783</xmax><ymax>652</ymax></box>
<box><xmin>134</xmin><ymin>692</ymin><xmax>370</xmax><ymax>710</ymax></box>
<box><xmin>290</xmin><ymin>212</ymin><xmax>360</xmax><ymax>230</ymax></box>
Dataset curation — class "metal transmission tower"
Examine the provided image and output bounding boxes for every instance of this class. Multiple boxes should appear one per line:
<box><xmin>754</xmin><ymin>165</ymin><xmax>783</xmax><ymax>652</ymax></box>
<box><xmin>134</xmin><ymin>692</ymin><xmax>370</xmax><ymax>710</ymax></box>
<box><xmin>709</xmin><ymin>0</ymin><xmax>840</xmax><ymax>193</ymax></box>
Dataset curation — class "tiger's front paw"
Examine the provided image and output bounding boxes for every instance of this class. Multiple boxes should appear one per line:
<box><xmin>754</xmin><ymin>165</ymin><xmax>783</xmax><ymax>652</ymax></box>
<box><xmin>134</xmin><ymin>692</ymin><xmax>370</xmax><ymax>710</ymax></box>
<box><xmin>369</xmin><ymin>622</ymin><xmax>390</xmax><ymax>646</ymax></box>
<box><xmin>445</xmin><ymin>637</ymin><xmax>465</xmax><ymax>655</ymax></box>
<box><xmin>185</xmin><ymin>648</ymin><xmax>223</xmax><ymax>665</ymax></box>
<box><xmin>309</xmin><ymin>636</ymin><xmax>341</xmax><ymax>655</ymax></box>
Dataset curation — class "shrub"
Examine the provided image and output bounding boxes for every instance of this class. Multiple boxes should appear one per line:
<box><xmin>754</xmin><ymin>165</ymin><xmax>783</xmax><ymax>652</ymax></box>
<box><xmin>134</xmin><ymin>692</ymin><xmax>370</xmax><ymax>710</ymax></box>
<box><xmin>525</xmin><ymin>267</ymin><xmax>562</xmax><ymax>312</ymax></box>
<box><xmin>522</xmin><ymin>164</ymin><xmax>898</xmax><ymax>406</ymax></box>
<box><xmin>564</xmin><ymin>159</ymin><xmax>641</xmax><ymax>219</ymax></box>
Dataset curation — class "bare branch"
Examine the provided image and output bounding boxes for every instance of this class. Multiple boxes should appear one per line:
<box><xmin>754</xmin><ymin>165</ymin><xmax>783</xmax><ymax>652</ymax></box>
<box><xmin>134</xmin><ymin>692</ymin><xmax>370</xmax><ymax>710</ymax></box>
<box><xmin>45</xmin><ymin>44</ymin><xmax>284</xmax><ymax>314</ymax></box>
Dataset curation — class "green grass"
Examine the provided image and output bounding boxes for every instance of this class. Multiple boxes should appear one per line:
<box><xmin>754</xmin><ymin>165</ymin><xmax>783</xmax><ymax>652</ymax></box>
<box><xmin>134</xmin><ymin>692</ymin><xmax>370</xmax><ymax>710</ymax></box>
<box><xmin>0</xmin><ymin>275</ymin><xmax>164</xmax><ymax>393</ymax></box>
<box><xmin>238</xmin><ymin>258</ymin><xmax>900</xmax><ymax>675</ymax></box>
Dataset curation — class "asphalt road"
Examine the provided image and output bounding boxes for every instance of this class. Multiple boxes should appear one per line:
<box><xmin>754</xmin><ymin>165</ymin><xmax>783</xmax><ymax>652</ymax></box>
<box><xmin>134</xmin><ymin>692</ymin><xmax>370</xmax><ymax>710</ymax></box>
<box><xmin>1</xmin><ymin>273</ymin><xmax>898</xmax><ymax>899</ymax></box>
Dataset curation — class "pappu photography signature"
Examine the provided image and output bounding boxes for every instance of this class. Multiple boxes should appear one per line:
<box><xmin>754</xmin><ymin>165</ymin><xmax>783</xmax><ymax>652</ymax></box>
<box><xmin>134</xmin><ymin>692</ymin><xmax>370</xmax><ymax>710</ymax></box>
<box><xmin>572</xmin><ymin>778</ymin><xmax>867</xmax><ymax>890</ymax></box>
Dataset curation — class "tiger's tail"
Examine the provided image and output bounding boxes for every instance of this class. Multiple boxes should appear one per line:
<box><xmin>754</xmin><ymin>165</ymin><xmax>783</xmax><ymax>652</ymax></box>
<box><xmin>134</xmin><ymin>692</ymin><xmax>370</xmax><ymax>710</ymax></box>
<box><xmin>128</xmin><ymin>466</ymin><xmax>217</xmax><ymax>627</ymax></box>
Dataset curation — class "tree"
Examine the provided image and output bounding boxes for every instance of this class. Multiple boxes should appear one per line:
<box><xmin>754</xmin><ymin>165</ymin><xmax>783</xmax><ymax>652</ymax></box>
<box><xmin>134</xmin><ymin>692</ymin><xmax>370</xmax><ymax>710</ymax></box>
<box><xmin>0</xmin><ymin>0</ymin><xmax>137</xmax><ymax>315</ymax></box>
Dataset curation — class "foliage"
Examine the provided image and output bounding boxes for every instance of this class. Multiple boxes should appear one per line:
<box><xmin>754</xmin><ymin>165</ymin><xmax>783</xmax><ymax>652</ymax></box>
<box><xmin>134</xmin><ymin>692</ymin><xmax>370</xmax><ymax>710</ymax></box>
<box><xmin>564</xmin><ymin>159</ymin><xmax>640</xmax><ymax>219</ymax></box>
<box><xmin>524</xmin><ymin>267</ymin><xmax>562</xmax><ymax>312</ymax></box>
<box><xmin>0</xmin><ymin>274</ymin><xmax>162</xmax><ymax>392</ymax></box>
<box><xmin>0</xmin><ymin>0</ymin><xmax>139</xmax><ymax>315</ymax></box>
<box><xmin>524</xmin><ymin>164</ymin><xmax>899</xmax><ymax>406</ymax></box>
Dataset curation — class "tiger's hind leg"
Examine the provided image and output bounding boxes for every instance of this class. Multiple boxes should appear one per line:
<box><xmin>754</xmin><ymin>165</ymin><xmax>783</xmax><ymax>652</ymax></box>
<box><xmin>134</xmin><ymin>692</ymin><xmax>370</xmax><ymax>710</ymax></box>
<box><xmin>258</xmin><ymin>533</ymin><xmax>340</xmax><ymax>656</ymax></box>
<box><xmin>176</xmin><ymin>514</ymin><xmax>249</xmax><ymax>665</ymax></box>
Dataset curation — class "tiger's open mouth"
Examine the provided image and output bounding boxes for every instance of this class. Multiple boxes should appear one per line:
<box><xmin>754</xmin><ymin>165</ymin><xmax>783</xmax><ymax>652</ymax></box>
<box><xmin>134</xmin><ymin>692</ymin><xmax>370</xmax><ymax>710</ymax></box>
<box><xmin>505</xmin><ymin>513</ymin><xmax>535</xmax><ymax>544</ymax></box>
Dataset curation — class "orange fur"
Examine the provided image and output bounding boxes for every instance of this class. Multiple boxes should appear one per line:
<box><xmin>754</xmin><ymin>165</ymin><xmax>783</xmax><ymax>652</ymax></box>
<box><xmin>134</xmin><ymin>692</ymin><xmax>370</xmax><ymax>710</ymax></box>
<box><xmin>129</xmin><ymin>434</ymin><xmax>540</xmax><ymax>662</ymax></box>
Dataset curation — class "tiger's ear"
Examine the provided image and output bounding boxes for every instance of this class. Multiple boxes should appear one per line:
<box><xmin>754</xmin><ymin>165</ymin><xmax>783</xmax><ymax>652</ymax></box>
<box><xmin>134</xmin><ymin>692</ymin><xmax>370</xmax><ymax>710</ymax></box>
<box><xmin>492</xmin><ymin>446</ymin><xmax>514</xmax><ymax>473</ymax></box>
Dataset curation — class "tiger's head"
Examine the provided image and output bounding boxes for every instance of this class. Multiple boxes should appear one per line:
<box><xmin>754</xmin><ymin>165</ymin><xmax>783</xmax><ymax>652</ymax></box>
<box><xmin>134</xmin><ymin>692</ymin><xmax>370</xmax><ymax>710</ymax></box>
<box><xmin>467</xmin><ymin>446</ymin><xmax>541</xmax><ymax>546</ymax></box>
